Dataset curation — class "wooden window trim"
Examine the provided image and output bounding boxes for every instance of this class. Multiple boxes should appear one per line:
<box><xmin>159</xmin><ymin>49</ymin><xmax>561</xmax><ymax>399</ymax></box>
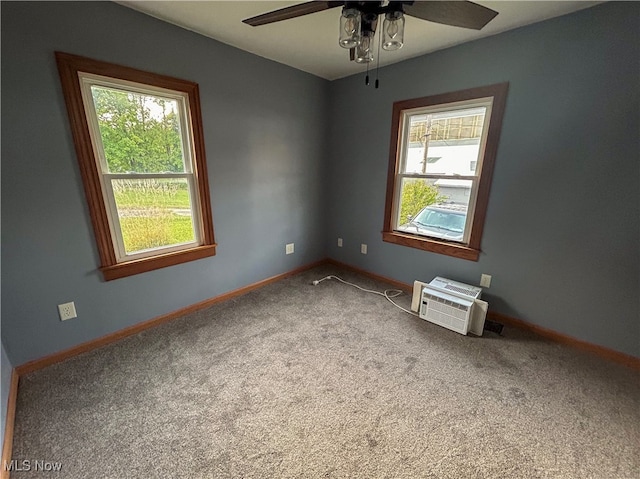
<box><xmin>382</xmin><ymin>83</ymin><xmax>509</xmax><ymax>261</ymax></box>
<box><xmin>56</xmin><ymin>52</ymin><xmax>216</xmax><ymax>280</ymax></box>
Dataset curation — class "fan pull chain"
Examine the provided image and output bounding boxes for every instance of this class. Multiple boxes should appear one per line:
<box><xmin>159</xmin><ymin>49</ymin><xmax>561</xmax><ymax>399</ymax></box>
<box><xmin>365</xmin><ymin>60</ymin><xmax>370</xmax><ymax>86</ymax></box>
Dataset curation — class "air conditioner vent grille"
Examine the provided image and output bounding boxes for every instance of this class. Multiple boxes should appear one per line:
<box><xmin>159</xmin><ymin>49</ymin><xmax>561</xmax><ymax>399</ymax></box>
<box><xmin>424</xmin><ymin>294</ymin><xmax>469</xmax><ymax>311</ymax></box>
<box><xmin>443</xmin><ymin>284</ymin><xmax>478</xmax><ymax>297</ymax></box>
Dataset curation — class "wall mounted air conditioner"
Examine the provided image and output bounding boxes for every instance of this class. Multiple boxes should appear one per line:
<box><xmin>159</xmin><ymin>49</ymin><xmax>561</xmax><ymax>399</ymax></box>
<box><xmin>410</xmin><ymin>277</ymin><xmax>488</xmax><ymax>336</ymax></box>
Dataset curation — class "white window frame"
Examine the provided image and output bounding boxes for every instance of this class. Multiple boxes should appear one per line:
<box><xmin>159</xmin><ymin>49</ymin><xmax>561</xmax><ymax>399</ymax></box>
<box><xmin>79</xmin><ymin>74</ymin><xmax>204</xmax><ymax>262</ymax></box>
<box><xmin>392</xmin><ymin>98</ymin><xmax>493</xmax><ymax>245</ymax></box>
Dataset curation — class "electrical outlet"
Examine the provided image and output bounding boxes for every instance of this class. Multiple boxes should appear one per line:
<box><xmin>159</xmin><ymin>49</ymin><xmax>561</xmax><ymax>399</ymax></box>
<box><xmin>285</xmin><ymin>243</ymin><xmax>294</xmax><ymax>255</ymax></box>
<box><xmin>480</xmin><ymin>274</ymin><xmax>492</xmax><ymax>288</ymax></box>
<box><xmin>361</xmin><ymin>243</ymin><xmax>367</xmax><ymax>255</ymax></box>
<box><xmin>337</xmin><ymin>238</ymin><xmax>343</xmax><ymax>247</ymax></box>
<box><xmin>58</xmin><ymin>301</ymin><xmax>77</xmax><ymax>321</ymax></box>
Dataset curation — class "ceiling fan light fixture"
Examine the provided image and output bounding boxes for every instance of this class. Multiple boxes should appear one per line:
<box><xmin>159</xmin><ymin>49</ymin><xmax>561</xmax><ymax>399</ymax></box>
<box><xmin>382</xmin><ymin>10</ymin><xmax>404</xmax><ymax>51</ymax></box>
<box><xmin>338</xmin><ymin>8</ymin><xmax>362</xmax><ymax>49</ymax></box>
<box><xmin>354</xmin><ymin>32</ymin><xmax>374</xmax><ymax>64</ymax></box>
<box><xmin>243</xmin><ymin>1</ymin><xmax>500</xmax><ymax>73</ymax></box>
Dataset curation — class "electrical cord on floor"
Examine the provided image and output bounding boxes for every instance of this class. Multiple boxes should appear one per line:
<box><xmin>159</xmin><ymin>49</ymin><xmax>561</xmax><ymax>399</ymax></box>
<box><xmin>312</xmin><ymin>275</ymin><xmax>421</xmax><ymax>318</ymax></box>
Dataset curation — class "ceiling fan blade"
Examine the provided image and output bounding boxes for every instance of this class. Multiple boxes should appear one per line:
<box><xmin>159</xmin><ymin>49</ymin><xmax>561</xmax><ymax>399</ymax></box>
<box><xmin>243</xmin><ymin>1</ymin><xmax>345</xmax><ymax>27</ymax></box>
<box><xmin>349</xmin><ymin>47</ymin><xmax>355</xmax><ymax>61</ymax></box>
<box><xmin>403</xmin><ymin>1</ymin><xmax>498</xmax><ymax>30</ymax></box>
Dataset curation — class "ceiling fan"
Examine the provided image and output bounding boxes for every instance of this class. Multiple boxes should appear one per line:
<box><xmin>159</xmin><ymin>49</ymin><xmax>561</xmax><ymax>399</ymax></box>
<box><xmin>243</xmin><ymin>1</ymin><xmax>499</xmax><ymax>64</ymax></box>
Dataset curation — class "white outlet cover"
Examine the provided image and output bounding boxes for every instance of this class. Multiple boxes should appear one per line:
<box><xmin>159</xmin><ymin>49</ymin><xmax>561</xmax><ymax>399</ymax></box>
<box><xmin>337</xmin><ymin>238</ymin><xmax>343</xmax><ymax>247</ymax></box>
<box><xmin>361</xmin><ymin>244</ymin><xmax>367</xmax><ymax>254</ymax></box>
<box><xmin>58</xmin><ymin>301</ymin><xmax>77</xmax><ymax>321</ymax></box>
<box><xmin>285</xmin><ymin>243</ymin><xmax>294</xmax><ymax>255</ymax></box>
<box><xmin>480</xmin><ymin>274</ymin><xmax>492</xmax><ymax>288</ymax></box>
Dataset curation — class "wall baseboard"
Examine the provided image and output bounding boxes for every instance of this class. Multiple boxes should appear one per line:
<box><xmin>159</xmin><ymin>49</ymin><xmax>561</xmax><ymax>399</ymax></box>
<box><xmin>486</xmin><ymin>311</ymin><xmax>640</xmax><ymax>371</ymax></box>
<box><xmin>16</xmin><ymin>259</ymin><xmax>325</xmax><ymax>376</ymax></box>
<box><xmin>1</xmin><ymin>370</ymin><xmax>19</xmax><ymax>479</ymax></box>
<box><xmin>326</xmin><ymin>258</ymin><xmax>640</xmax><ymax>371</ymax></box>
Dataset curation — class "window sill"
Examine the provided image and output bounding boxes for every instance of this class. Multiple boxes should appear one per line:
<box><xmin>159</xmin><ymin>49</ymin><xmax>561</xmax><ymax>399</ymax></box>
<box><xmin>382</xmin><ymin>231</ymin><xmax>479</xmax><ymax>261</ymax></box>
<box><xmin>100</xmin><ymin>244</ymin><xmax>217</xmax><ymax>281</ymax></box>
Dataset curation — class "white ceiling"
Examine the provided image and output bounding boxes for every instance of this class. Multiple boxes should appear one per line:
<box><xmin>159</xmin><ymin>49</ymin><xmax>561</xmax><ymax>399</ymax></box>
<box><xmin>118</xmin><ymin>1</ymin><xmax>601</xmax><ymax>80</ymax></box>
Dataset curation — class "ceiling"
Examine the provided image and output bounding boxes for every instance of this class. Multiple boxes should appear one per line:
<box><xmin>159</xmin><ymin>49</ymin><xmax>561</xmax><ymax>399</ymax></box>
<box><xmin>118</xmin><ymin>1</ymin><xmax>601</xmax><ymax>80</ymax></box>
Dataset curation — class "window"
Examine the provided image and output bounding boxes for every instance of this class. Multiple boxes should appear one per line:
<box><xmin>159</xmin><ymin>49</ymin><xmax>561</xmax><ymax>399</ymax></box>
<box><xmin>56</xmin><ymin>52</ymin><xmax>216</xmax><ymax>280</ymax></box>
<box><xmin>383</xmin><ymin>83</ymin><xmax>508</xmax><ymax>261</ymax></box>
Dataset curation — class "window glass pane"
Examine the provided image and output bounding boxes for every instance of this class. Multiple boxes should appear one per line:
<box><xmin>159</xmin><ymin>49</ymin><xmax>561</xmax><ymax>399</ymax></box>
<box><xmin>396</xmin><ymin>178</ymin><xmax>472</xmax><ymax>243</ymax></box>
<box><xmin>404</xmin><ymin>107</ymin><xmax>486</xmax><ymax>176</ymax></box>
<box><xmin>112</xmin><ymin>178</ymin><xmax>196</xmax><ymax>255</ymax></box>
<box><xmin>91</xmin><ymin>86</ymin><xmax>186</xmax><ymax>173</ymax></box>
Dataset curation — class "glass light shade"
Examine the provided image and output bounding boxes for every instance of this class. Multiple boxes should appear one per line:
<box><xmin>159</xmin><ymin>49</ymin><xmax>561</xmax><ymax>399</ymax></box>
<box><xmin>355</xmin><ymin>34</ymin><xmax>374</xmax><ymax>63</ymax></box>
<box><xmin>382</xmin><ymin>12</ymin><xmax>404</xmax><ymax>51</ymax></box>
<box><xmin>338</xmin><ymin>8</ymin><xmax>361</xmax><ymax>49</ymax></box>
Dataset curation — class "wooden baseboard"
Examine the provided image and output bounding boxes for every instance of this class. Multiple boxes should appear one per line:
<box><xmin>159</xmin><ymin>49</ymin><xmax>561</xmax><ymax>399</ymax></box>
<box><xmin>487</xmin><ymin>311</ymin><xmax>640</xmax><ymax>371</ymax></box>
<box><xmin>326</xmin><ymin>258</ymin><xmax>640</xmax><ymax>371</ymax></box>
<box><xmin>1</xmin><ymin>370</ymin><xmax>19</xmax><ymax>479</ymax></box>
<box><xmin>16</xmin><ymin>259</ymin><xmax>326</xmax><ymax>376</ymax></box>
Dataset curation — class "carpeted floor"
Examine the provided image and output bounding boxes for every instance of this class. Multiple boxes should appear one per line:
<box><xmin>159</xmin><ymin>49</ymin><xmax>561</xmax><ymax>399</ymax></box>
<box><xmin>10</xmin><ymin>265</ymin><xmax>640</xmax><ymax>478</ymax></box>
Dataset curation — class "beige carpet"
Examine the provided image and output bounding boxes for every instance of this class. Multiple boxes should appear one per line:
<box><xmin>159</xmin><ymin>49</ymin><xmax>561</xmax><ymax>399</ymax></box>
<box><xmin>11</xmin><ymin>265</ymin><xmax>640</xmax><ymax>478</ymax></box>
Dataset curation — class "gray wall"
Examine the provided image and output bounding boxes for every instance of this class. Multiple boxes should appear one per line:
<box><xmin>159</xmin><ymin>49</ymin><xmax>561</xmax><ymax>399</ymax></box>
<box><xmin>1</xmin><ymin>2</ymin><xmax>328</xmax><ymax>365</ymax></box>
<box><xmin>325</xmin><ymin>2</ymin><xmax>639</xmax><ymax>357</ymax></box>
